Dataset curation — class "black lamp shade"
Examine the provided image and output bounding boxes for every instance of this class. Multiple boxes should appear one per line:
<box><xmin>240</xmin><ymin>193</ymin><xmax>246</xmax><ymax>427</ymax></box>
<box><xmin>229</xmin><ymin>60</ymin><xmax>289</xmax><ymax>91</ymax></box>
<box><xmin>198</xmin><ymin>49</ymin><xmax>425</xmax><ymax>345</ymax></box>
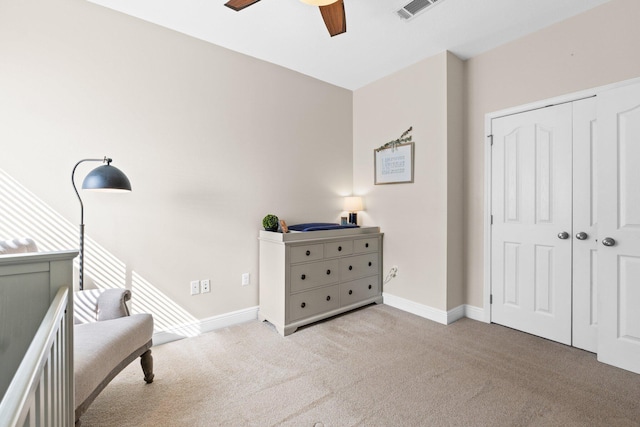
<box><xmin>82</xmin><ymin>165</ymin><xmax>132</xmax><ymax>192</ymax></box>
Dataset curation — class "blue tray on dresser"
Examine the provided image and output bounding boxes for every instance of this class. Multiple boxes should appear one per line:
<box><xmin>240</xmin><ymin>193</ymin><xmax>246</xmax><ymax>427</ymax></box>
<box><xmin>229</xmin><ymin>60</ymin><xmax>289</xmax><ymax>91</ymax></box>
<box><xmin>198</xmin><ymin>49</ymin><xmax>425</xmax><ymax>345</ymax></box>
<box><xmin>288</xmin><ymin>223</ymin><xmax>359</xmax><ymax>232</ymax></box>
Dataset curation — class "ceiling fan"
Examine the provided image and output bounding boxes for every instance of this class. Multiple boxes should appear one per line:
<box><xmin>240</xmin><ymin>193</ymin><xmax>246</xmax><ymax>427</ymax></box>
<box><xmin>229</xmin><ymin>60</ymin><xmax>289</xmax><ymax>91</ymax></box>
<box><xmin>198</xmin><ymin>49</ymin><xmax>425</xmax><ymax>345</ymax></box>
<box><xmin>224</xmin><ymin>0</ymin><xmax>347</xmax><ymax>37</ymax></box>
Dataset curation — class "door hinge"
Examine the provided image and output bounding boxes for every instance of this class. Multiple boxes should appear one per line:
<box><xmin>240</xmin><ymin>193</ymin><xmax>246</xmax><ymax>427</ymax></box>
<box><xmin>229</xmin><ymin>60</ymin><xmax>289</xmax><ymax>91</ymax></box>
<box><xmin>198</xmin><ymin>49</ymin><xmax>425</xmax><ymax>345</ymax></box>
<box><xmin>490</xmin><ymin>294</ymin><xmax>493</xmax><ymax>304</ymax></box>
<box><xmin>490</xmin><ymin>215</ymin><xmax>493</xmax><ymax>225</ymax></box>
<box><xmin>488</xmin><ymin>135</ymin><xmax>493</xmax><ymax>146</ymax></box>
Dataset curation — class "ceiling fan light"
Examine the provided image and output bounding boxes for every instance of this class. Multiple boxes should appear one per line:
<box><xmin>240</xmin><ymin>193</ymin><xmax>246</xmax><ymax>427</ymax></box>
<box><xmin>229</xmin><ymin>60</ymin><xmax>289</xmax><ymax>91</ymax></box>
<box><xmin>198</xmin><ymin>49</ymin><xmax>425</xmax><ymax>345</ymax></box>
<box><xmin>300</xmin><ymin>0</ymin><xmax>339</xmax><ymax>6</ymax></box>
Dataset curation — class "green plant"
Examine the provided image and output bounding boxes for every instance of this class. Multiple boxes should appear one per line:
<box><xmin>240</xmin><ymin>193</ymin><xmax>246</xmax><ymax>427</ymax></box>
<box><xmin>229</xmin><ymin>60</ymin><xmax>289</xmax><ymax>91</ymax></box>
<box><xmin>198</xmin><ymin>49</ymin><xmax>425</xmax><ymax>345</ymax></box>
<box><xmin>377</xmin><ymin>126</ymin><xmax>413</xmax><ymax>151</ymax></box>
<box><xmin>262</xmin><ymin>214</ymin><xmax>279</xmax><ymax>230</ymax></box>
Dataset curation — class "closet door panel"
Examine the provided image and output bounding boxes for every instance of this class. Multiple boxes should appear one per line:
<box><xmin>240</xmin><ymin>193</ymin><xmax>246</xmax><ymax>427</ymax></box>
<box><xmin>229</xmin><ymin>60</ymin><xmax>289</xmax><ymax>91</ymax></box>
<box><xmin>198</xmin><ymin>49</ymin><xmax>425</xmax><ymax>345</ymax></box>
<box><xmin>597</xmin><ymin>82</ymin><xmax>640</xmax><ymax>374</ymax></box>
<box><xmin>491</xmin><ymin>103</ymin><xmax>573</xmax><ymax>345</ymax></box>
<box><xmin>572</xmin><ymin>97</ymin><xmax>598</xmax><ymax>353</ymax></box>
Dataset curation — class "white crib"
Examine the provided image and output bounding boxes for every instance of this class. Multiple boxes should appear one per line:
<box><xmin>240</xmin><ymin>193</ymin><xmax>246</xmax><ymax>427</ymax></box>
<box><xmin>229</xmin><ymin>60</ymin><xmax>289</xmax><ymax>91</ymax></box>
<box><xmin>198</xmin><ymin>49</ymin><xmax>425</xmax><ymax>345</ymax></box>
<box><xmin>0</xmin><ymin>250</ymin><xmax>77</xmax><ymax>426</ymax></box>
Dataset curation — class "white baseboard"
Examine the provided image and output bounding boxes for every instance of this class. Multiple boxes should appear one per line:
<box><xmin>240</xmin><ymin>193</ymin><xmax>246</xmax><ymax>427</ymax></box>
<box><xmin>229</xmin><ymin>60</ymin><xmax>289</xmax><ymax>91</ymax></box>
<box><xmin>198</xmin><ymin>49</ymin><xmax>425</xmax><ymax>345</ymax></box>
<box><xmin>463</xmin><ymin>304</ymin><xmax>486</xmax><ymax>322</ymax></box>
<box><xmin>151</xmin><ymin>300</ymin><xmax>486</xmax><ymax>345</ymax></box>
<box><xmin>152</xmin><ymin>306</ymin><xmax>259</xmax><ymax>346</ymax></box>
<box><xmin>447</xmin><ymin>304</ymin><xmax>465</xmax><ymax>324</ymax></box>
<box><xmin>383</xmin><ymin>293</ymin><xmax>486</xmax><ymax>325</ymax></box>
<box><xmin>383</xmin><ymin>293</ymin><xmax>450</xmax><ymax>324</ymax></box>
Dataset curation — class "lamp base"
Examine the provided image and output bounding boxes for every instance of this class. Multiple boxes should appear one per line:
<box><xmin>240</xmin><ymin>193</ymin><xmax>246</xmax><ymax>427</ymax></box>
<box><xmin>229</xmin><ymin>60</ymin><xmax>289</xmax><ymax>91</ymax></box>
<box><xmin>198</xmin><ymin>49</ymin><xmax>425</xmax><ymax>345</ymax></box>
<box><xmin>348</xmin><ymin>212</ymin><xmax>358</xmax><ymax>225</ymax></box>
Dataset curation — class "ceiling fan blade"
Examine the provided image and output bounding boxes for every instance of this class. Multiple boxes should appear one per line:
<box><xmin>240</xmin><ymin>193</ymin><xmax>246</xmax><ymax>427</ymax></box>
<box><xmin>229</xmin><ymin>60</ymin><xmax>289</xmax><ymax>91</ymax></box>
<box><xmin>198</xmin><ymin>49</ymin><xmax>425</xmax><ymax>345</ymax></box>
<box><xmin>319</xmin><ymin>0</ymin><xmax>346</xmax><ymax>37</ymax></box>
<box><xmin>225</xmin><ymin>0</ymin><xmax>261</xmax><ymax>11</ymax></box>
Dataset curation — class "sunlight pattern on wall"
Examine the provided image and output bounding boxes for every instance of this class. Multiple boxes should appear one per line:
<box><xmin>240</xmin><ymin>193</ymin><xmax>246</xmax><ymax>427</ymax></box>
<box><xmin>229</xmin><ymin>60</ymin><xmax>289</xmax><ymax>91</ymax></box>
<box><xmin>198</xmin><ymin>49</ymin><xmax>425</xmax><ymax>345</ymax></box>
<box><xmin>131</xmin><ymin>272</ymin><xmax>200</xmax><ymax>337</ymax></box>
<box><xmin>0</xmin><ymin>170</ymin><xmax>77</xmax><ymax>253</ymax></box>
<box><xmin>0</xmin><ymin>168</ymin><xmax>199</xmax><ymax>338</ymax></box>
<box><xmin>75</xmin><ymin>289</ymin><xmax>103</xmax><ymax>323</ymax></box>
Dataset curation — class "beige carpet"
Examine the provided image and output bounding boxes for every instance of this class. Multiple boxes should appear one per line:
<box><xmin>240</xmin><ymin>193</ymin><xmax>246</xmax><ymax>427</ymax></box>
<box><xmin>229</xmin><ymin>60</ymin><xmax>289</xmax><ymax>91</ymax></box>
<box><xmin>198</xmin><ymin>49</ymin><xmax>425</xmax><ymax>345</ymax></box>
<box><xmin>81</xmin><ymin>304</ymin><xmax>640</xmax><ymax>426</ymax></box>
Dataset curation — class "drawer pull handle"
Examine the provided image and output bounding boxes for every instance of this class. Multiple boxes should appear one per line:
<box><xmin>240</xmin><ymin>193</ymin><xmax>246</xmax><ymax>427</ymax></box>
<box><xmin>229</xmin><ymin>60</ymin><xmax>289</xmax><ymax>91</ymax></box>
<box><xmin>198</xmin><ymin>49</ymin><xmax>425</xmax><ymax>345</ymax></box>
<box><xmin>368</xmin><ymin>262</ymin><xmax>372</xmax><ymax>267</ymax></box>
<box><xmin>349</xmin><ymin>265</ymin><xmax>353</xmax><ymax>271</ymax></box>
<box><xmin>368</xmin><ymin>284</ymin><xmax>372</xmax><ymax>290</ymax></box>
<box><xmin>326</xmin><ymin>269</ymin><xmax>331</xmax><ymax>275</ymax></box>
<box><xmin>301</xmin><ymin>274</ymin><xmax>306</xmax><ymax>280</ymax></box>
<box><xmin>301</xmin><ymin>302</ymin><xmax>306</xmax><ymax>308</ymax></box>
<box><xmin>326</xmin><ymin>295</ymin><xmax>331</xmax><ymax>301</ymax></box>
<box><xmin>348</xmin><ymin>290</ymin><xmax>353</xmax><ymax>295</ymax></box>
<box><xmin>365</xmin><ymin>243</ymin><xmax>369</xmax><ymax>248</ymax></box>
<box><xmin>338</xmin><ymin>246</ymin><xmax>342</xmax><ymax>251</ymax></box>
<box><xmin>306</xmin><ymin>250</ymin><xmax>311</xmax><ymax>256</ymax></box>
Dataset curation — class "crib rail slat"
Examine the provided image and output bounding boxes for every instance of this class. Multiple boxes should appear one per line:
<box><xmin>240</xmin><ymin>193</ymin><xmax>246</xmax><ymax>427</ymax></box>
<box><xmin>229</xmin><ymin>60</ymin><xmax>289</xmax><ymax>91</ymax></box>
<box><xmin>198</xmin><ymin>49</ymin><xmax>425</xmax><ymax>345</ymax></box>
<box><xmin>0</xmin><ymin>287</ymin><xmax>73</xmax><ymax>427</ymax></box>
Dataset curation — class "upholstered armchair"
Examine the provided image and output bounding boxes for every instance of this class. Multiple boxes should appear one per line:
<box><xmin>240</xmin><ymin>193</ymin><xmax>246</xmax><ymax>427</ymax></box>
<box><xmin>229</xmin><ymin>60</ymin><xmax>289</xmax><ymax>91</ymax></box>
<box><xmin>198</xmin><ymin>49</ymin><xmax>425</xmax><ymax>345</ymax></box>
<box><xmin>73</xmin><ymin>287</ymin><xmax>154</xmax><ymax>422</ymax></box>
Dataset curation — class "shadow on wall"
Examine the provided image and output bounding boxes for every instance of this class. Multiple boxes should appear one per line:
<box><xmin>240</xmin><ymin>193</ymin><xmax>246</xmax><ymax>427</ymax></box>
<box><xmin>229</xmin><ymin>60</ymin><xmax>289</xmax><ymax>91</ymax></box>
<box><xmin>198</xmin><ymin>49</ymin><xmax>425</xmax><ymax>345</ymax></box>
<box><xmin>0</xmin><ymin>168</ymin><xmax>199</xmax><ymax>338</ymax></box>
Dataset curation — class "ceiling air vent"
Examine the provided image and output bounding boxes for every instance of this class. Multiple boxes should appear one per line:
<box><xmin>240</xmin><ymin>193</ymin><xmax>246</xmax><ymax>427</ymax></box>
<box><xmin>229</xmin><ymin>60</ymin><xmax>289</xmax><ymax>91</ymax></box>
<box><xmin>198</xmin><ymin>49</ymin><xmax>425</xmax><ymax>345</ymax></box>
<box><xmin>396</xmin><ymin>0</ymin><xmax>443</xmax><ymax>21</ymax></box>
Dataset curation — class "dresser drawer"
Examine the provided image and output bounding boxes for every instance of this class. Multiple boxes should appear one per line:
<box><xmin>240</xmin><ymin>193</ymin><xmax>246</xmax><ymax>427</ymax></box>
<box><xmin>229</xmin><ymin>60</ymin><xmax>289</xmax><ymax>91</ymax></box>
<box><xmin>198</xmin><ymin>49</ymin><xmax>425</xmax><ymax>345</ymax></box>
<box><xmin>291</xmin><ymin>260</ymin><xmax>339</xmax><ymax>292</ymax></box>
<box><xmin>339</xmin><ymin>253</ymin><xmax>379</xmax><ymax>282</ymax></box>
<box><xmin>340</xmin><ymin>276</ymin><xmax>380</xmax><ymax>306</ymax></box>
<box><xmin>291</xmin><ymin>244</ymin><xmax>324</xmax><ymax>263</ymax></box>
<box><xmin>354</xmin><ymin>237</ymin><xmax>379</xmax><ymax>253</ymax></box>
<box><xmin>290</xmin><ymin>285</ymin><xmax>340</xmax><ymax>321</ymax></box>
<box><xmin>324</xmin><ymin>240</ymin><xmax>353</xmax><ymax>258</ymax></box>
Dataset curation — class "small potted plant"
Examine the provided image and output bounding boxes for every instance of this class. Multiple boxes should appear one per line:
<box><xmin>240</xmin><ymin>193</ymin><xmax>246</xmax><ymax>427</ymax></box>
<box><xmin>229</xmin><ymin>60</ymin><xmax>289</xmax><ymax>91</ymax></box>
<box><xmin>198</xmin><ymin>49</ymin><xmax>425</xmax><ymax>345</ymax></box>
<box><xmin>262</xmin><ymin>214</ymin><xmax>279</xmax><ymax>232</ymax></box>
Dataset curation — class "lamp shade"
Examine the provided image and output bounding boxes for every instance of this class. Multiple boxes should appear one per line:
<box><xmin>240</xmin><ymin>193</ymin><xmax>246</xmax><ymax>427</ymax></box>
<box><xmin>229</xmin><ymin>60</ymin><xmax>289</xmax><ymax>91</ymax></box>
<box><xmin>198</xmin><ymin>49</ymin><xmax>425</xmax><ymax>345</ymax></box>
<box><xmin>82</xmin><ymin>164</ymin><xmax>132</xmax><ymax>192</ymax></box>
<box><xmin>344</xmin><ymin>196</ymin><xmax>363</xmax><ymax>212</ymax></box>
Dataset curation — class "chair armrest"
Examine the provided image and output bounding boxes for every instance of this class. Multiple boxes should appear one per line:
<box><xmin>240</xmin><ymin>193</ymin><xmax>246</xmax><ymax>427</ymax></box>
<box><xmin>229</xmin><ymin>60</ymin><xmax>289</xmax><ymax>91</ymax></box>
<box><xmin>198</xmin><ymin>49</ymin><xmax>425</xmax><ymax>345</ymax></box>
<box><xmin>97</xmin><ymin>289</ymin><xmax>131</xmax><ymax>321</ymax></box>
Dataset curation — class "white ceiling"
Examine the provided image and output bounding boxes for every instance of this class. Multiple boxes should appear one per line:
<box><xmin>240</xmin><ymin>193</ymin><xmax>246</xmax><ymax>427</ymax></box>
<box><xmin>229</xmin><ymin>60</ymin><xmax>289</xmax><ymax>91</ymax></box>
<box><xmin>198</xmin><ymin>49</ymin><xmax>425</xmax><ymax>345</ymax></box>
<box><xmin>88</xmin><ymin>0</ymin><xmax>610</xmax><ymax>90</ymax></box>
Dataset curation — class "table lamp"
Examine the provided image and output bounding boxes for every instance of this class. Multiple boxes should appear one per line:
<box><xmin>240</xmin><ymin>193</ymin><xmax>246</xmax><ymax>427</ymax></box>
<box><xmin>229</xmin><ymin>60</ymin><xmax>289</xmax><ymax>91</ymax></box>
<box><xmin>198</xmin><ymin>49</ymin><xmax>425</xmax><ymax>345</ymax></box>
<box><xmin>344</xmin><ymin>196</ymin><xmax>363</xmax><ymax>225</ymax></box>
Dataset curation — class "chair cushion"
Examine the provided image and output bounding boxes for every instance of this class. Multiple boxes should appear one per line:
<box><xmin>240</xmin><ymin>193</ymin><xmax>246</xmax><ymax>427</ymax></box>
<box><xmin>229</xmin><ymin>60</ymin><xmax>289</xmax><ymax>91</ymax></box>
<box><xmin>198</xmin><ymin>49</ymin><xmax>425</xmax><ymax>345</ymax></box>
<box><xmin>74</xmin><ymin>289</ymin><xmax>132</xmax><ymax>324</ymax></box>
<box><xmin>74</xmin><ymin>313</ymin><xmax>153</xmax><ymax>409</ymax></box>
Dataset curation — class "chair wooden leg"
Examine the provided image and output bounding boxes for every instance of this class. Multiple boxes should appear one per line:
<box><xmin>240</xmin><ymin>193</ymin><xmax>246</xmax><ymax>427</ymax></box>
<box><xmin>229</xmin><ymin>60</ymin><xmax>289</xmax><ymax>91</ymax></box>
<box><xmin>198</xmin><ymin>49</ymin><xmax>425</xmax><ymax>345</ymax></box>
<box><xmin>140</xmin><ymin>349</ymin><xmax>154</xmax><ymax>383</ymax></box>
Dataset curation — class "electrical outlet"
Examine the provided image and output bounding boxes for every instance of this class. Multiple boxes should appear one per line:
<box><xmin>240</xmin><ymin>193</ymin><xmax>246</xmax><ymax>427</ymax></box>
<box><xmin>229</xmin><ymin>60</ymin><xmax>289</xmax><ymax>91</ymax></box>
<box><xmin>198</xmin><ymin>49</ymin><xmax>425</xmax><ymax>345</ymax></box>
<box><xmin>242</xmin><ymin>273</ymin><xmax>250</xmax><ymax>286</ymax></box>
<box><xmin>190</xmin><ymin>280</ymin><xmax>200</xmax><ymax>295</ymax></box>
<box><xmin>201</xmin><ymin>279</ymin><xmax>211</xmax><ymax>293</ymax></box>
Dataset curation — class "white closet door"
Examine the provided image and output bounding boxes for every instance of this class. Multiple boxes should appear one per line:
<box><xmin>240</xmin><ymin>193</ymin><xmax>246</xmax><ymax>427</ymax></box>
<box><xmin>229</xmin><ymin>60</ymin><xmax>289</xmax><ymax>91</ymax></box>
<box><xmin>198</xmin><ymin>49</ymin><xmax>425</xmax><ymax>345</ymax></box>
<box><xmin>597</xmin><ymin>82</ymin><xmax>640</xmax><ymax>374</ymax></box>
<box><xmin>572</xmin><ymin>97</ymin><xmax>599</xmax><ymax>353</ymax></box>
<box><xmin>491</xmin><ymin>103</ymin><xmax>573</xmax><ymax>345</ymax></box>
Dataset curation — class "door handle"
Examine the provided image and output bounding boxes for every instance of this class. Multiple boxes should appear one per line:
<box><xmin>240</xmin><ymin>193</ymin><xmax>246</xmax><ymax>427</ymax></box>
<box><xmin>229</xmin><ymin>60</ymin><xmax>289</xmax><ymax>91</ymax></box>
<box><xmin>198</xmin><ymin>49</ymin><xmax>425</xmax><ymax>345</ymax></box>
<box><xmin>602</xmin><ymin>237</ymin><xmax>616</xmax><ymax>247</ymax></box>
<box><xmin>557</xmin><ymin>231</ymin><xmax>570</xmax><ymax>240</ymax></box>
<box><xmin>576</xmin><ymin>232</ymin><xmax>588</xmax><ymax>240</ymax></box>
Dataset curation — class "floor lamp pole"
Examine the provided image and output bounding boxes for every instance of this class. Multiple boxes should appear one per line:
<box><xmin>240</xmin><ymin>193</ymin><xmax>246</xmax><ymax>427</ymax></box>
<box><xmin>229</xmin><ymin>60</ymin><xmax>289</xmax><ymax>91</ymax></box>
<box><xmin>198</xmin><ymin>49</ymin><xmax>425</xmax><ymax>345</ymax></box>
<box><xmin>72</xmin><ymin>158</ymin><xmax>105</xmax><ymax>291</ymax></box>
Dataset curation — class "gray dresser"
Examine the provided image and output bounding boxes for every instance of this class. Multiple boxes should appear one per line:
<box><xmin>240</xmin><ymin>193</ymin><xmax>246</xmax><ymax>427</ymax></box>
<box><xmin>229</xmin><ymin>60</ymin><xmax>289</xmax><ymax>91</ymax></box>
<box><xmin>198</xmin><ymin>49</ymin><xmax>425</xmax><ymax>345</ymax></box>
<box><xmin>258</xmin><ymin>227</ymin><xmax>383</xmax><ymax>336</ymax></box>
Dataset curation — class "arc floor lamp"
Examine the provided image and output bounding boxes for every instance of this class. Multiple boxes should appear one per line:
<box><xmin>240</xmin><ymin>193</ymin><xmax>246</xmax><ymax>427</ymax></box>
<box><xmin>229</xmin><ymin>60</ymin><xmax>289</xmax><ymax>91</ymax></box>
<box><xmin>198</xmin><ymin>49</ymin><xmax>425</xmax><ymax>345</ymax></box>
<box><xmin>72</xmin><ymin>157</ymin><xmax>131</xmax><ymax>290</ymax></box>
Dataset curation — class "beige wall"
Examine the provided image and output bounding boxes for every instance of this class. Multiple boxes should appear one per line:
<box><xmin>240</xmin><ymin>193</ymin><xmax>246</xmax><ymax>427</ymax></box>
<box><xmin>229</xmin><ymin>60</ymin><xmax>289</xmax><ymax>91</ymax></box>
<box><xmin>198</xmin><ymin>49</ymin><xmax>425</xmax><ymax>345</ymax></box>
<box><xmin>3</xmin><ymin>0</ymin><xmax>639</xmax><ymax>332</ymax></box>
<box><xmin>354</xmin><ymin>0</ymin><xmax>640</xmax><ymax>314</ymax></box>
<box><xmin>445</xmin><ymin>52</ymin><xmax>465</xmax><ymax>310</ymax></box>
<box><xmin>353</xmin><ymin>52</ymin><xmax>464</xmax><ymax>312</ymax></box>
<box><xmin>464</xmin><ymin>0</ymin><xmax>640</xmax><ymax>307</ymax></box>
<box><xmin>0</xmin><ymin>0</ymin><xmax>353</xmax><ymax>329</ymax></box>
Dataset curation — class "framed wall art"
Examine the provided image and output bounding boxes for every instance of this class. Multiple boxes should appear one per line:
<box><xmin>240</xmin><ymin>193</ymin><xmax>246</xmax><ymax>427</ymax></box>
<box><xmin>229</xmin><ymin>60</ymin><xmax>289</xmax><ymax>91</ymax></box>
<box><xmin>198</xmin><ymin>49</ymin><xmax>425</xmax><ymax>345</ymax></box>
<box><xmin>374</xmin><ymin>142</ymin><xmax>414</xmax><ymax>185</ymax></box>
